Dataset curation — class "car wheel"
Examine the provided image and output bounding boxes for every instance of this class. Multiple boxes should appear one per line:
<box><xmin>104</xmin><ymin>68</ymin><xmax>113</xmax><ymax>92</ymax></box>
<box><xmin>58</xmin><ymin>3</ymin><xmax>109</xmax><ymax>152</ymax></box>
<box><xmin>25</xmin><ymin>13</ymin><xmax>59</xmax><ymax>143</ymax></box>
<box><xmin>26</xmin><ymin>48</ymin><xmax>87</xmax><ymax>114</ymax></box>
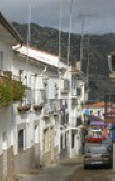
<box><xmin>84</xmin><ymin>164</ymin><xmax>88</xmax><ymax>169</ymax></box>
<box><xmin>109</xmin><ymin>163</ymin><xmax>112</xmax><ymax>169</ymax></box>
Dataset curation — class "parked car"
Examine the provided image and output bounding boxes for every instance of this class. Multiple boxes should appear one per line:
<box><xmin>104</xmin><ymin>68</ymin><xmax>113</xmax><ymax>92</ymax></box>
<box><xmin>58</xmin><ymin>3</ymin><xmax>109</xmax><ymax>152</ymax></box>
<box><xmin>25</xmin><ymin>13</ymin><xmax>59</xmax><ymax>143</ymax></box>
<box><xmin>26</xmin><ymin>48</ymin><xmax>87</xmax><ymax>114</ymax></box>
<box><xmin>84</xmin><ymin>144</ymin><xmax>113</xmax><ymax>169</ymax></box>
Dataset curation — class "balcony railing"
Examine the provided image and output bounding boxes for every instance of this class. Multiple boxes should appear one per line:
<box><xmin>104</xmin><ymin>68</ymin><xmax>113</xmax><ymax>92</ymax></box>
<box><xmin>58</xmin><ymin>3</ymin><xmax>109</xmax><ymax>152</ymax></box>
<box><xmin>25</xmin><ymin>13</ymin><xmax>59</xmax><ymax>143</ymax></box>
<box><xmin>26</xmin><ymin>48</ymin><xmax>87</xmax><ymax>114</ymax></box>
<box><xmin>0</xmin><ymin>70</ymin><xmax>21</xmax><ymax>81</ymax></box>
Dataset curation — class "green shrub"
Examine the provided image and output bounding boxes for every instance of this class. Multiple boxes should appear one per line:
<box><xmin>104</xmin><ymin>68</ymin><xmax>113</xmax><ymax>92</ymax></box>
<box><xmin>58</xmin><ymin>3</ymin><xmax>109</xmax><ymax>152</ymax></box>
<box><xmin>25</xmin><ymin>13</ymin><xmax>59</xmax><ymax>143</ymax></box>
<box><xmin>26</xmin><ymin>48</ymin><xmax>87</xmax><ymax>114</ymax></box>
<box><xmin>0</xmin><ymin>79</ymin><xmax>25</xmax><ymax>106</ymax></box>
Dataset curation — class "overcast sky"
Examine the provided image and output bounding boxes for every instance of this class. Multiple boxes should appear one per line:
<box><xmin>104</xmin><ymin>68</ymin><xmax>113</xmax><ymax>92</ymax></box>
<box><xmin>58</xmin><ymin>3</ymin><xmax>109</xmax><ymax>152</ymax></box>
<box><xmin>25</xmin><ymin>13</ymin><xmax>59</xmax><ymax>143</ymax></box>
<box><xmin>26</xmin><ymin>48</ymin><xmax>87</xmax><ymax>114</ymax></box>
<box><xmin>1</xmin><ymin>0</ymin><xmax>115</xmax><ymax>33</ymax></box>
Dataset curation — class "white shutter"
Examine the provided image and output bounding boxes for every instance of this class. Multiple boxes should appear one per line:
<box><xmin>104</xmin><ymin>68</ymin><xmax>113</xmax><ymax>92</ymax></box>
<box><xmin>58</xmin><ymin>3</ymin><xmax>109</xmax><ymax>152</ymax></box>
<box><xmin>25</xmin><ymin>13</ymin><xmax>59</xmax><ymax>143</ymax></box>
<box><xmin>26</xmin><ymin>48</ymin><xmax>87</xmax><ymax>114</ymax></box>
<box><xmin>37</xmin><ymin>77</ymin><xmax>45</xmax><ymax>90</ymax></box>
<box><xmin>47</xmin><ymin>79</ymin><xmax>55</xmax><ymax>99</ymax></box>
<box><xmin>60</xmin><ymin>79</ymin><xmax>69</xmax><ymax>92</ymax></box>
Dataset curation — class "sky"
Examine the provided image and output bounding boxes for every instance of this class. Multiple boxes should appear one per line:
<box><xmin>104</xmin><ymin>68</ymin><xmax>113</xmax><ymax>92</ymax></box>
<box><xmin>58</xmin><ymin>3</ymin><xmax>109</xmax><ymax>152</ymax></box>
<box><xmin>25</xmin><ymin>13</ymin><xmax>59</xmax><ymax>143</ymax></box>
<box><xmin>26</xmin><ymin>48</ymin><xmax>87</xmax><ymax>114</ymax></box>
<box><xmin>1</xmin><ymin>0</ymin><xmax>115</xmax><ymax>33</ymax></box>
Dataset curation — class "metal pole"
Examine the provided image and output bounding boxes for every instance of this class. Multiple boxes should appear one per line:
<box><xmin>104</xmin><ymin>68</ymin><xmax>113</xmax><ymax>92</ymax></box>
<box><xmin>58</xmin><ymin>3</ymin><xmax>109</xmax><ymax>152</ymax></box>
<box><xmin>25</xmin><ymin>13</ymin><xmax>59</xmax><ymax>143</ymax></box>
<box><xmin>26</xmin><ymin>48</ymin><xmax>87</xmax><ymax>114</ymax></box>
<box><xmin>69</xmin><ymin>68</ymin><xmax>72</xmax><ymax>158</ymax></box>
<box><xmin>80</xmin><ymin>17</ymin><xmax>85</xmax><ymax>71</ymax></box>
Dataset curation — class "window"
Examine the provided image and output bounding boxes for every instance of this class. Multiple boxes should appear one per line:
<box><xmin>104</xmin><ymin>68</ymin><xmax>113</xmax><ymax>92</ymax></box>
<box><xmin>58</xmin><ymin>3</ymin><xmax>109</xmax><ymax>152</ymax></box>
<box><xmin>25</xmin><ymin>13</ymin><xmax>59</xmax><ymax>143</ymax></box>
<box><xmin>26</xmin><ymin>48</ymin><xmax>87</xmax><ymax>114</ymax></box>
<box><xmin>77</xmin><ymin>88</ymin><xmax>81</xmax><ymax>96</ymax></box>
<box><xmin>98</xmin><ymin>110</ymin><xmax>101</xmax><ymax>117</ymax></box>
<box><xmin>26</xmin><ymin>89</ymin><xmax>31</xmax><ymax>104</ymax></box>
<box><xmin>34</xmin><ymin>125</ymin><xmax>39</xmax><ymax>144</ymax></box>
<box><xmin>2</xmin><ymin>131</ymin><xmax>7</xmax><ymax>150</ymax></box>
<box><xmin>18</xmin><ymin>129</ymin><xmax>24</xmax><ymax>152</ymax></box>
<box><xmin>61</xmin><ymin>134</ymin><xmax>63</xmax><ymax>150</ymax></box>
<box><xmin>44</xmin><ymin>129</ymin><xmax>50</xmax><ymax>152</ymax></box>
<box><xmin>65</xmin><ymin>133</ymin><xmax>66</xmax><ymax>148</ymax></box>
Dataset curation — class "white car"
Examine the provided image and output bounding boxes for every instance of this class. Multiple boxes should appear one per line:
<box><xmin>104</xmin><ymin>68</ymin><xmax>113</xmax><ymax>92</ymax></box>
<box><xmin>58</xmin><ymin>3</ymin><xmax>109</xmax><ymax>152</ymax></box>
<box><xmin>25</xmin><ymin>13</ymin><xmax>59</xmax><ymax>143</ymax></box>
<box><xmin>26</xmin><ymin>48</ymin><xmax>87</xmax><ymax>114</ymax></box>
<box><xmin>84</xmin><ymin>144</ymin><xmax>113</xmax><ymax>169</ymax></box>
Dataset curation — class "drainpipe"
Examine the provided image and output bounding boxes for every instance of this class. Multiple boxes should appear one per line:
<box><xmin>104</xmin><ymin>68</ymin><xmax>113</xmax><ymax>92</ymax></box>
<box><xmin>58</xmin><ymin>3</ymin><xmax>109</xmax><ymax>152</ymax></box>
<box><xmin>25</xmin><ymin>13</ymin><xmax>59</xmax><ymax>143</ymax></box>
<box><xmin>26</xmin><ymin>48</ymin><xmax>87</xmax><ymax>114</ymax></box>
<box><xmin>39</xmin><ymin>65</ymin><xmax>47</xmax><ymax>166</ymax></box>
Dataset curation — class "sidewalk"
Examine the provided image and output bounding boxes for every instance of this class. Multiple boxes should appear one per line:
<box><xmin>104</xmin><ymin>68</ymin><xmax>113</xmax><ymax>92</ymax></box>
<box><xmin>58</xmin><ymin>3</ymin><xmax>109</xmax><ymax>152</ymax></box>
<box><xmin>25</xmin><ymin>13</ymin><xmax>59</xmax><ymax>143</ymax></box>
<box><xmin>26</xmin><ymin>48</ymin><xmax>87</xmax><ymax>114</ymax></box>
<box><xmin>16</xmin><ymin>155</ymin><xmax>83</xmax><ymax>181</ymax></box>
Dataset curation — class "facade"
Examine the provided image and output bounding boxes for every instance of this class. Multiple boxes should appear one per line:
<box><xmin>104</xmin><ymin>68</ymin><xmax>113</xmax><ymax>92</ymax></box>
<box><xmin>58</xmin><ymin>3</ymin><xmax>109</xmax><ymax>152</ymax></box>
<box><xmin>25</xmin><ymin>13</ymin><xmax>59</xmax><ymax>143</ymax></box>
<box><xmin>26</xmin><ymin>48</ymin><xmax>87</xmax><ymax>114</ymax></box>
<box><xmin>60</xmin><ymin>66</ymin><xmax>85</xmax><ymax>158</ymax></box>
<box><xmin>0</xmin><ymin>15</ymin><xmax>61</xmax><ymax>179</ymax></box>
<box><xmin>0</xmin><ymin>12</ymin><xmax>23</xmax><ymax>181</ymax></box>
<box><xmin>12</xmin><ymin>45</ymin><xmax>63</xmax><ymax>170</ymax></box>
<box><xmin>0</xmin><ymin>12</ymin><xmax>86</xmax><ymax>181</ymax></box>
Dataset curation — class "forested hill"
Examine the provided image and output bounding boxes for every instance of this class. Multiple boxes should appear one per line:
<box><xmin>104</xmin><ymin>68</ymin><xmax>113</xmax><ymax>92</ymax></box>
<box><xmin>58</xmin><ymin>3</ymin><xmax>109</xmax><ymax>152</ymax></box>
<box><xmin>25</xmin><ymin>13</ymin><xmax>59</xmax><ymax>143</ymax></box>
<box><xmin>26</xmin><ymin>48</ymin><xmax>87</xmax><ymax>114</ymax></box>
<box><xmin>13</xmin><ymin>22</ymin><xmax>115</xmax><ymax>78</ymax></box>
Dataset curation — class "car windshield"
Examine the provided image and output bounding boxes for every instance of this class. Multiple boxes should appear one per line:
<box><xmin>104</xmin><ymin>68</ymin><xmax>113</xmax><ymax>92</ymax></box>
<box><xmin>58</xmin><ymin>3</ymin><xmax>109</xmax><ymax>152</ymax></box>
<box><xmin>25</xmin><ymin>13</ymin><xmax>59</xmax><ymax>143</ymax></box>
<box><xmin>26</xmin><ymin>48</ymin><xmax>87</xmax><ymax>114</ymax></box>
<box><xmin>87</xmin><ymin>146</ymin><xmax>107</xmax><ymax>154</ymax></box>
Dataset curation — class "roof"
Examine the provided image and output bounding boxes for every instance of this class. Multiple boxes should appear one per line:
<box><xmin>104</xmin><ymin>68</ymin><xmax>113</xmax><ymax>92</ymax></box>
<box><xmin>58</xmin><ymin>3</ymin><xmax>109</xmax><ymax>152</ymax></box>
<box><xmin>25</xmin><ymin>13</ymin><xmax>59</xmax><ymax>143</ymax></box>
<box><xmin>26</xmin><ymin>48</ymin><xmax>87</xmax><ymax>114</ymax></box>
<box><xmin>0</xmin><ymin>12</ymin><xmax>23</xmax><ymax>43</ymax></box>
<box><xmin>92</xmin><ymin>102</ymin><xmax>104</xmax><ymax>108</ymax></box>
<box><xmin>84</xmin><ymin>101</ymin><xmax>104</xmax><ymax>109</ymax></box>
<box><xmin>13</xmin><ymin>44</ymin><xmax>67</xmax><ymax>69</ymax></box>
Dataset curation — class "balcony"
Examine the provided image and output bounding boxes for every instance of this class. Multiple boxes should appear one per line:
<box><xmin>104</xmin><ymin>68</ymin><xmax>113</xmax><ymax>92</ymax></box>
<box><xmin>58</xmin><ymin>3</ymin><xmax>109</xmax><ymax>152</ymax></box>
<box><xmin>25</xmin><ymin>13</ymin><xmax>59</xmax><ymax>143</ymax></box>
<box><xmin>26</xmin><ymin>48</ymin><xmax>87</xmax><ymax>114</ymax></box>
<box><xmin>0</xmin><ymin>70</ymin><xmax>12</xmax><ymax>79</ymax></box>
<box><xmin>70</xmin><ymin>66</ymin><xmax>80</xmax><ymax>73</ymax></box>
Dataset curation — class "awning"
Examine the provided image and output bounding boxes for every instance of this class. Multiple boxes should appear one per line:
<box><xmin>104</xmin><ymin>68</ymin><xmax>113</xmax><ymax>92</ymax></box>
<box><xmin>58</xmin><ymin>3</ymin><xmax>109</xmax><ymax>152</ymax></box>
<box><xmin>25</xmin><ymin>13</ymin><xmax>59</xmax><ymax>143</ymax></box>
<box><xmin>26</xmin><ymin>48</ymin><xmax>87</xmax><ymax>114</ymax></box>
<box><xmin>90</xmin><ymin>121</ymin><xmax>105</xmax><ymax>126</ymax></box>
<box><xmin>84</xmin><ymin>109</ymin><xmax>90</xmax><ymax>115</ymax></box>
<box><xmin>89</xmin><ymin>115</ymin><xmax>103</xmax><ymax>122</ymax></box>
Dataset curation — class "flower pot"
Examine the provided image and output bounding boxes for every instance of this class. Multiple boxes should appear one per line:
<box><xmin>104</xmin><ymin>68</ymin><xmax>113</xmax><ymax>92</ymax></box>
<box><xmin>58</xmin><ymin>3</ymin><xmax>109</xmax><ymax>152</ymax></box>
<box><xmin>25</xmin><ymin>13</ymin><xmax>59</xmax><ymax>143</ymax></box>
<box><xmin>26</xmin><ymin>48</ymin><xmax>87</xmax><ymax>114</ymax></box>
<box><xmin>17</xmin><ymin>104</ymin><xmax>31</xmax><ymax>112</ymax></box>
<box><xmin>33</xmin><ymin>105</ymin><xmax>42</xmax><ymax>111</ymax></box>
<box><xmin>43</xmin><ymin>115</ymin><xmax>50</xmax><ymax>119</ymax></box>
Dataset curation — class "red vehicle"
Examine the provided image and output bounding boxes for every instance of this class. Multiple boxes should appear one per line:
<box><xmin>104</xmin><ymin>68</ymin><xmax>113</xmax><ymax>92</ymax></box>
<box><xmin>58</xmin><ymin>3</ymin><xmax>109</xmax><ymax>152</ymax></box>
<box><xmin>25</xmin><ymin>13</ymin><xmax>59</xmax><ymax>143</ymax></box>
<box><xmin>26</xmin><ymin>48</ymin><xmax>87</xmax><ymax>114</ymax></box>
<box><xmin>85</xmin><ymin>129</ymin><xmax>105</xmax><ymax>143</ymax></box>
<box><xmin>86</xmin><ymin>137</ymin><xmax>105</xmax><ymax>143</ymax></box>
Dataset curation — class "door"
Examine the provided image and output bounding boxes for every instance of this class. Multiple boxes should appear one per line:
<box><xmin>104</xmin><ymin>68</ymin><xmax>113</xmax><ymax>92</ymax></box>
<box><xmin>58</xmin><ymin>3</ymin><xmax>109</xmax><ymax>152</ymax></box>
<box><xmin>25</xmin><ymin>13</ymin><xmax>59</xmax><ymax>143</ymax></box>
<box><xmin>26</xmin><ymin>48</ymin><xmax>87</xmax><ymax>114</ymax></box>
<box><xmin>2</xmin><ymin>131</ymin><xmax>7</xmax><ymax>181</ymax></box>
<box><xmin>50</xmin><ymin>128</ymin><xmax>55</xmax><ymax>163</ymax></box>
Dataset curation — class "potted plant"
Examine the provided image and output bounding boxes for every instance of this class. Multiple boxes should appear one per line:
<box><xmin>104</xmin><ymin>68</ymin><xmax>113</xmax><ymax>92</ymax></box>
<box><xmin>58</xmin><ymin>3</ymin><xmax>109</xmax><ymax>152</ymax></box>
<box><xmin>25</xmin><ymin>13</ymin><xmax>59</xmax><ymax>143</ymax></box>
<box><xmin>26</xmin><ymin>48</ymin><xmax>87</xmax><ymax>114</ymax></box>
<box><xmin>0</xmin><ymin>79</ymin><xmax>13</xmax><ymax>106</ymax></box>
<box><xmin>43</xmin><ymin>115</ymin><xmax>50</xmax><ymax>119</ymax></box>
<box><xmin>17</xmin><ymin>104</ymin><xmax>31</xmax><ymax>112</ymax></box>
<box><xmin>12</xmin><ymin>80</ymin><xmax>25</xmax><ymax>101</ymax></box>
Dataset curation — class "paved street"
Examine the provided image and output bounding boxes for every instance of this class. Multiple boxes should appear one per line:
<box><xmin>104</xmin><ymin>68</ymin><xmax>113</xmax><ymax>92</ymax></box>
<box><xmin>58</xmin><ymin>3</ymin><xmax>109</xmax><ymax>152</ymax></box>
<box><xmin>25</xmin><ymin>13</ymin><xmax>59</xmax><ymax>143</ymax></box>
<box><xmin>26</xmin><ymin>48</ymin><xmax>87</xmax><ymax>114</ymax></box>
<box><xmin>16</xmin><ymin>156</ymin><xmax>115</xmax><ymax>181</ymax></box>
<box><xmin>67</xmin><ymin>166</ymin><xmax>115</xmax><ymax>181</ymax></box>
<box><xmin>16</xmin><ymin>156</ymin><xmax>82</xmax><ymax>181</ymax></box>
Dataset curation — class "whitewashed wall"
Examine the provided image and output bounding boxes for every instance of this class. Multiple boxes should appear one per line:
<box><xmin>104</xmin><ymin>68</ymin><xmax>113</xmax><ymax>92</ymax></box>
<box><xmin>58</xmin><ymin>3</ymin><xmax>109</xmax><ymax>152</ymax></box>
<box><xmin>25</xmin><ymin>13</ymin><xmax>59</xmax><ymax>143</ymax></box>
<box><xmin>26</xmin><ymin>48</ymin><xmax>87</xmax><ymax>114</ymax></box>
<box><xmin>0</xmin><ymin>40</ymin><xmax>15</xmax><ymax>157</ymax></box>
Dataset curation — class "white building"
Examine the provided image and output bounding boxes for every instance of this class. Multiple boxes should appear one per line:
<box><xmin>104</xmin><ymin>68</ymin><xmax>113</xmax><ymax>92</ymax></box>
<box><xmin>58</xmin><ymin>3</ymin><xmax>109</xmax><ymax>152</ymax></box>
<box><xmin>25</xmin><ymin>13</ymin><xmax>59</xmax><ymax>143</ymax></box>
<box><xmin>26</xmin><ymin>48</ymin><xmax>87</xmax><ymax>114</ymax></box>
<box><xmin>0</xmin><ymin>13</ymin><xmax>61</xmax><ymax>179</ymax></box>
<box><xmin>59</xmin><ymin>65</ymin><xmax>85</xmax><ymax>158</ymax></box>
<box><xmin>12</xmin><ymin>45</ymin><xmax>64</xmax><ymax>169</ymax></box>
<box><xmin>0</xmin><ymin>11</ymin><xmax>86</xmax><ymax>181</ymax></box>
<box><xmin>0</xmin><ymin>12</ymin><xmax>23</xmax><ymax>181</ymax></box>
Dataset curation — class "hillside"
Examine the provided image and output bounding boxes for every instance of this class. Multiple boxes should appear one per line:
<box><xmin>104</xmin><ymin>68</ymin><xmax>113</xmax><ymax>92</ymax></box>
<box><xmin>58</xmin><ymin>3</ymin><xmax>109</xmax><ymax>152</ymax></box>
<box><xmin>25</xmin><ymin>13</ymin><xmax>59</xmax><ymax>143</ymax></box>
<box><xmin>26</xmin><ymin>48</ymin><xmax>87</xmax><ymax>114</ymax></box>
<box><xmin>12</xmin><ymin>22</ymin><xmax>115</xmax><ymax>101</ymax></box>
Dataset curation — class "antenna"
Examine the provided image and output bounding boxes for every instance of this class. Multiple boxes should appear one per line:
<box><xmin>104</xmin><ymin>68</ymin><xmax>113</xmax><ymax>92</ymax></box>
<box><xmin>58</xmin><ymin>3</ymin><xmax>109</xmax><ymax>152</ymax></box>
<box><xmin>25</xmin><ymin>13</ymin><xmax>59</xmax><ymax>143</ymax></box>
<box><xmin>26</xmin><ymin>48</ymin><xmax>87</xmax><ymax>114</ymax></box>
<box><xmin>27</xmin><ymin>4</ymin><xmax>31</xmax><ymax>48</ymax></box>
<box><xmin>78</xmin><ymin>13</ymin><xmax>96</xmax><ymax>71</ymax></box>
<box><xmin>59</xmin><ymin>0</ymin><xmax>63</xmax><ymax>65</ymax></box>
<box><xmin>67</xmin><ymin>0</ymin><xmax>74</xmax><ymax>67</ymax></box>
<box><xmin>25</xmin><ymin>4</ymin><xmax>32</xmax><ymax>71</ymax></box>
<box><xmin>87</xmin><ymin>35</ymin><xmax>90</xmax><ymax>81</ymax></box>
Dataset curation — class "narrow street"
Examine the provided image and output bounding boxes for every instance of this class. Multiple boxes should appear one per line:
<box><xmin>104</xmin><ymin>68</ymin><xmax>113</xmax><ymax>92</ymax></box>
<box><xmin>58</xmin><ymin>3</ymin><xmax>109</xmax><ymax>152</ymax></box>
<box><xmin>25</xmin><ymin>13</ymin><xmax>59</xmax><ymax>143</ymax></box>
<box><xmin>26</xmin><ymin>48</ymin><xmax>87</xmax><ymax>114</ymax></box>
<box><xmin>67</xmin><ymin>166</ymin><xmax>114</xmax><ymax>181</ymax></box>
<box><xmin>16</xmin><ymin>156</ymin><xmax>82</xmax><ymax>181</ymax></box>
<box><xmin>16</xmin><ymin>156</ymin><xmax>115</xmax><ymax>181</ymax></box>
